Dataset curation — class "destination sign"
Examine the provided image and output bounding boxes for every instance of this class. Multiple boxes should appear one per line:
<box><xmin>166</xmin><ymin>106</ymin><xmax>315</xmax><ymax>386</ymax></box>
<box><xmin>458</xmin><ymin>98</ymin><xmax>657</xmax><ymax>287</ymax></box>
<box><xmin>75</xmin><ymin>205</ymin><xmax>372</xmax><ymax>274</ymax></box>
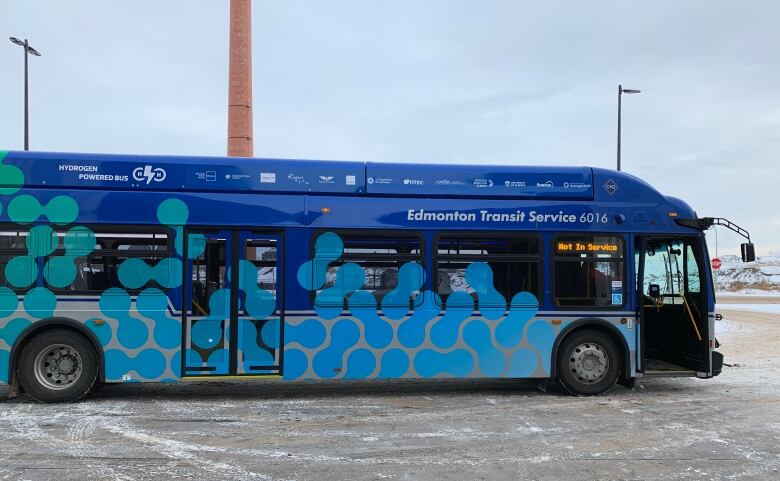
<box><xmin>555</xmin><ymin>240</ymin><xmax>621</xmax><ymax>255</ymax></box>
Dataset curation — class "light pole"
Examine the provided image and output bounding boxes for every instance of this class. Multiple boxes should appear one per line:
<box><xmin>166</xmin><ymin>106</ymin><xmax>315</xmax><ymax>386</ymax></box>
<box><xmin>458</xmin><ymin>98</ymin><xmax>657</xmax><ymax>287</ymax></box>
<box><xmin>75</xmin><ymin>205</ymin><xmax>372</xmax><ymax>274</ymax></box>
<box><xmin>9</xmin><ymin>37</ymin><xmax>41</xmax><ymax>151</ymax></box>
<box><xmin>617</xmin><ymin>84</ymin><xmax>640</xmax><ymax>171</ymax></box>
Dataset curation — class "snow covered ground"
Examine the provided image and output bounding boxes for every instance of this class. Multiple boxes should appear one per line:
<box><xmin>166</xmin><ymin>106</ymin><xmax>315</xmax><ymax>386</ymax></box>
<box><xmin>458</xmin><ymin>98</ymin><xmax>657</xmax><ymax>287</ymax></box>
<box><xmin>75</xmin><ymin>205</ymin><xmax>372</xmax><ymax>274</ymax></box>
<box><xmin>714</xmin><ymin>255</ymin><xmax>780</xmax><ymax>293</ymax></box>
<box><xmin>1</xmin><ymin>309</ymin><xmax>779</xmax><ymax>481</ymax></box>
<box><xmin>717</xmin><ymin>303</ymin><xmax>780</xmax><ymax>314</ymax></box>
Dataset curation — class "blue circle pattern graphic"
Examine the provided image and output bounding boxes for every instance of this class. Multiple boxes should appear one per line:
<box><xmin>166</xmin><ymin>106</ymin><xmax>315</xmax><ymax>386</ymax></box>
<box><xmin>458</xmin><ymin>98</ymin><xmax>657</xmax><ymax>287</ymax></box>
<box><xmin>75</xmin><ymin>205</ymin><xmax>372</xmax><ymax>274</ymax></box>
<box><xmin>0</xmin><ymin>166</ymin><xmax>634</xmax><ymax>385</ymax></box>
<box><xmin>284</xmin><ymin>231</ymin><xmax>556</xmax><ymax>381</ymax></box>
<box><xmin>0</xmin><ymin>194</ymin><xmax>202</xmax><ymax>383</ymax></box>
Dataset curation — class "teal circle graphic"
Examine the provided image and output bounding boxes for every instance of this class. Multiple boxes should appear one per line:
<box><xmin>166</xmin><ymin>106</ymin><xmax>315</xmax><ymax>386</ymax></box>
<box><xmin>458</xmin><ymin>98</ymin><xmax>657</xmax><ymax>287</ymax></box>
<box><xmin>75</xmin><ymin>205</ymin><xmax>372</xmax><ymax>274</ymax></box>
<box><xmin>7</xmin><ymin>195</ymin><xmax>39</xmax><ymax>224</ymax></box>
<box><xmin>118</xmin><ymin>258</ymin><xmax>149</xmax><ymax>289</ymax></box>
<box><xmin>23</xmin><ymin>288</ymin><xmax>57</xmax><ymax>318</ymax></box>
<box><xmin>27</xmin><ymin>225</ymin><xmax>58</xmax><ymax>257</ymax></box>
<box><xmin>157</xmin><ymin>198</ymin><xmax>189</xmax><ymax>225</ymax></box>
<box><xmin>6</xmin><ymin>195</ymin><xmax>78</xmax><ymax>224</ymax></box>
<box><xmin>47</xmin><ymin>196</ymin><xmax>79</xmax><ymax>224</ymax></box>
<box><xmin>44</xmin><ymin>256</ymin><xmax>77</xmax><ymax>288</ymax></box>
<box><xmin>5</xmin><ymin>256</ymin><xmax>37</xmax><ymax>288</ymax></box>
<box><xmin>0</xmin><ymin>287</ymin><xmax>18</xmax><ymax>318</ymax></box>
<box><xmin>63</xmin><ymin>226</ymin><xmax>96</xmax><ymax>255</ymax></box>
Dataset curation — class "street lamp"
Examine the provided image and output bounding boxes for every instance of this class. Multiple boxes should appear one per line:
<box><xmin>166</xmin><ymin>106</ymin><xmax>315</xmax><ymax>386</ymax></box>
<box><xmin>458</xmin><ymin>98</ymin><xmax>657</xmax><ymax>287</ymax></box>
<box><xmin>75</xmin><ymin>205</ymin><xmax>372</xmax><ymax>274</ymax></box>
<box><xmin>9</xmin><ymin>37</ymin><xmax>42</xmax><ymax>151</ymax></box>
<box><xmin>617</xmin><ymin>84</ymin><xmax>641</xmax><ymax>171</ymax></box>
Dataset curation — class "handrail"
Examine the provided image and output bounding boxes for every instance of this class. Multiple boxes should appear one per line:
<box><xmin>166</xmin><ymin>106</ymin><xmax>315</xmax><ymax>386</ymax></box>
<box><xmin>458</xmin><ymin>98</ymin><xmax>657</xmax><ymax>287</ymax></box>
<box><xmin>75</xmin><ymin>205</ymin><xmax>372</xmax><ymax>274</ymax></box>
<box><xmin>682</xmin><ymin>295</ymin><xmax>703</xmax><ymax>341</ymax></box>
<box><xmin>675</xmin><ymin>217</ymin><xmax>751</xmax><ymax>242</ymax></box>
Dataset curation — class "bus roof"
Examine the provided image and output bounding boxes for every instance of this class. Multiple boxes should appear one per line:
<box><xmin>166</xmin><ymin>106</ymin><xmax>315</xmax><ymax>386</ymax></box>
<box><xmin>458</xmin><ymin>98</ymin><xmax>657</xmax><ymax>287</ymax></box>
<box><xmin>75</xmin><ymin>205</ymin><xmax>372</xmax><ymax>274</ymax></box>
<box><xmin>1</xmin><ymin>150</ymin><xmax>666</xmax><ymax>203</ymax></box>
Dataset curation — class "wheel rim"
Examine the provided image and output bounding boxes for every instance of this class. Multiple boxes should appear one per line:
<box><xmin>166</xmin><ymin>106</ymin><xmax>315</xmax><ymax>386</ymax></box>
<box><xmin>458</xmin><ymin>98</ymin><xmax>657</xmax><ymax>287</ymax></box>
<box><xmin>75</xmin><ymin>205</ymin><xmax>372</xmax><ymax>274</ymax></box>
<box><xmin>33</xmin><ymin>344</ymin><xmax>83</xmax><ymax>390</ymax></box>
<box><xmin>568</xmin><ymin>342</ymin><xmax>609</xmax><ymax>384</ymax></box>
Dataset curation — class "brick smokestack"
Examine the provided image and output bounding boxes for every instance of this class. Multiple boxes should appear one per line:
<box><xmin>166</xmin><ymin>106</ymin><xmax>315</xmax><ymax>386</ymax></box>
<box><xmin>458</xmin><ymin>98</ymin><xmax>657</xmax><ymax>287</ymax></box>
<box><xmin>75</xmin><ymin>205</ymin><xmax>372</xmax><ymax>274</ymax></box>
<box><xmin>227</xmin><ymin>0</ymin><xmax>253</xmax><ymax>157</ymax></box>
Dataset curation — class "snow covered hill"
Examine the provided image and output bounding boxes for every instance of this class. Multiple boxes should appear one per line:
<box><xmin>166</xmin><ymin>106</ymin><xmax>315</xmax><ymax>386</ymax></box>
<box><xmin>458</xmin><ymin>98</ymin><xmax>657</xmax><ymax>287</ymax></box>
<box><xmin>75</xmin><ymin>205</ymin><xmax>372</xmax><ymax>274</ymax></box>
<box><xmin>714</xmin><ymin>255</ymin><xmax>780</xmax><ymax>293</ymax></box>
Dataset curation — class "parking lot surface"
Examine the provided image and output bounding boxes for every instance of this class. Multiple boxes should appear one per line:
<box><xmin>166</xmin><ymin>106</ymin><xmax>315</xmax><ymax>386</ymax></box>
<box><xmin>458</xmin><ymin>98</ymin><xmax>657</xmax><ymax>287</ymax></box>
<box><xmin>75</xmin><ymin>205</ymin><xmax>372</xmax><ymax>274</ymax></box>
<box><xmin>1</xmin><ymin>307</ymin><xmax>778</xmax><ymax>481</ymax></box>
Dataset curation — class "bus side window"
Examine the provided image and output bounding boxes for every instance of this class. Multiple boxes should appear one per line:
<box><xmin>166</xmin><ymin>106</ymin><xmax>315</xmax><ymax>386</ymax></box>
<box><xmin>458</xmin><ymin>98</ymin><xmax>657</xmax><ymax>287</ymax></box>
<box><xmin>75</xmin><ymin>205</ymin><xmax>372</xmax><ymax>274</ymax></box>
<box><xmin>0</xmin><ymin>229</ymin><xmax>29</xmax><ymax>289</ymax></box>
<box><xmin>434</xmin><ymin>234</ymin><xmax>542</xmax><ymax>308</ymax></box>
<box><xmin>314</xmin><ymin>232</ymin><xmax>423</xmax><ymax>310</ymax></box>
<box><xmin>43</xmin><ymin>229</ymin><xmax>170</xmax><ymax>294</ymax></box>
<box><xmin>553</xmin><ymin>235</ymin><xmax>625</xmax><ymax>308</ymax></box>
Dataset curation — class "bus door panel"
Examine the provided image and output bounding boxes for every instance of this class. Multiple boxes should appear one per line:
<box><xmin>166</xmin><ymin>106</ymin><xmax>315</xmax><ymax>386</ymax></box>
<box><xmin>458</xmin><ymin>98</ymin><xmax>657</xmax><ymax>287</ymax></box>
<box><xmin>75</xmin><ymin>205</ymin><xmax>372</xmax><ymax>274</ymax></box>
<box><xmin>183</xmin><ymin>230</ymin><xmax>232</xmax><ymax>376</ymax></box>
<box><xmin>638</xmin><ymin>236</ymin><xmax>710</xmax><ymax>373</ymax></box>
<box><xmin>236</xmin><ymin>232</ymin><xmax>282</xmax><ymax>375</ymax></box>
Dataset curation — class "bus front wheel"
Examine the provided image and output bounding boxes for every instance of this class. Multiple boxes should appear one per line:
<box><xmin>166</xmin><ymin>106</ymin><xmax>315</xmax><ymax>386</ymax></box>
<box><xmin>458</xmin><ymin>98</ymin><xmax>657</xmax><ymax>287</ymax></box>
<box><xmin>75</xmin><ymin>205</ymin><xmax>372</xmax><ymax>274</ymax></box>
<box><xmin>556</xmin><ymin>329</ymin><xmax>621</xmax><ymax>396</ymax></box>
<box><xmin>17</xmin><ymin>329</ymin><xmax>99</xmax><ymax>403</ymax></box>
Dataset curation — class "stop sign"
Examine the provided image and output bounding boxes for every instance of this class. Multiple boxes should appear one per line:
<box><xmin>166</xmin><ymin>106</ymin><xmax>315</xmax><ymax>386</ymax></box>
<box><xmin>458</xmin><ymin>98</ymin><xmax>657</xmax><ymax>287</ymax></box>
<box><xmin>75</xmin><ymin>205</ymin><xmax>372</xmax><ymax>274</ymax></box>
<box><xmin>711</xmin><ymin>258</ymin><xmax>722</xmax><ymax>270</ymax></box>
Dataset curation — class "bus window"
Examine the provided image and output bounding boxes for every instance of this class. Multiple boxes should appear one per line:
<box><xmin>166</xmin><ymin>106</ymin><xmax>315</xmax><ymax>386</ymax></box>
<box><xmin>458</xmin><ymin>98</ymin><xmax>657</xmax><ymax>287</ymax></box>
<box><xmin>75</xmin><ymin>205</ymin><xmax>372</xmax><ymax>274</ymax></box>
<box><xmin>642</xmin><ymin>239</ymin><xmax>683</xmax><ymax>304</ymax></box>
<box><xmin>435</xmin><ymin>234</ymin><xmax>542</xmax><ymax>307</ymax></box>
<box><xmin>44</xmin><ymin>229</ymin><xmax>170</xmax><ymax>294</ymax></box>
<box><xmin>191</xmin><ymin>236</ymin><xmax>227</xmax><ymax>316</ymax></box>
<box><xmin>244</xmin><ymin>239</ymin><xmax>277</xmax><ymax>297</ymax></box>
<box><xmin>685</xmin><ymin>244</ymin><xmax>701</xmax><ymax>293</ymax></box>
<box><xmin>315</xmin><ymin>232</ymin><xmax>423</xmax><ymax>309</ymax></box>
<box><xmin>0</xmin><ymin>229</ymin><xmax>29</xmax><ymax>289</ymax></box>
<box><xmin>553</xmin><ymin>235</ymin><xmax>624</xmax><ymax>308</ymax></box>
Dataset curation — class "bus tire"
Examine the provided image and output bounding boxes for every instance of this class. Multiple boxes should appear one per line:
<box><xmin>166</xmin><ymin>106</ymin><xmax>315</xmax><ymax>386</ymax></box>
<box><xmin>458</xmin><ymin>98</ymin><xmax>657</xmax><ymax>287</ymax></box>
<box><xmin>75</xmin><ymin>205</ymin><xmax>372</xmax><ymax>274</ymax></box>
<box><xmin>17</xmin><ymin>329</ymin><xmax>99</xmax><ymax>403</ymax></box>
<box><xmin>556</xmin><ymin>329</ymin><xmax>621</xmax><ymax>396</ymax></box>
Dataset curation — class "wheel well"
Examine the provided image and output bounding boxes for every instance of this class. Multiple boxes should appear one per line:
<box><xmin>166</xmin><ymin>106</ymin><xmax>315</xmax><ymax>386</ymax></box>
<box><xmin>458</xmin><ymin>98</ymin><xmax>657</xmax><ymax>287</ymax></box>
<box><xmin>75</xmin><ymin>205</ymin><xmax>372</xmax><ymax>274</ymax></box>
<box><xmin>551</xmin><ymin>320</ymin><xmax>631</xmax><ymax>380</ymax></box>
<box><xmin>8</xmin><ymin>318</ymin><xmax>105</xmax><ymax>386</ymax></box>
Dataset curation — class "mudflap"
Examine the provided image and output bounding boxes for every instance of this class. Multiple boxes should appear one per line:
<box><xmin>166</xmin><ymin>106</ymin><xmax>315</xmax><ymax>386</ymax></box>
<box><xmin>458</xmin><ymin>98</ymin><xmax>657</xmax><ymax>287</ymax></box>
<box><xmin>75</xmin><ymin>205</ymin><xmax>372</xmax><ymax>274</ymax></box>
<box><xmin>618</xmin><ymin>377</ymin><xmax>637</xmax><ymax>389</ymax></box>
<box><xmin>712</xmin><ymin>351</ymin><xmax>724</xmax><ymax>377</ymax></box>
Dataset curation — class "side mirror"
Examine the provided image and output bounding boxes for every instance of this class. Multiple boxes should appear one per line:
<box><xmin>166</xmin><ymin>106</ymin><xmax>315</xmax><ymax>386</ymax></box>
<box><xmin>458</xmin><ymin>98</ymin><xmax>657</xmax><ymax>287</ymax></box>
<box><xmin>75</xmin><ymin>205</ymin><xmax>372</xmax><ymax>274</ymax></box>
<box><xmin>741</xmin><ymin>243</ymin><xmax>756</xmax><ymax>262</ymax></box>
<box><xmin>648</xmin><ymin>284</ymin><xmax>661</xmax><ymax>299</ymax></box>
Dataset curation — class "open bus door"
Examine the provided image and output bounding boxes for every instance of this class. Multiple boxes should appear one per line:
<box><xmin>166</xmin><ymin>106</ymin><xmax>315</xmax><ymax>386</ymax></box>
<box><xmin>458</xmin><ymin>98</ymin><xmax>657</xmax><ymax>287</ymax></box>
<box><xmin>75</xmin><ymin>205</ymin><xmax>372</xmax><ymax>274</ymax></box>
<box><xmin>637</xmin><ymin>236</ymin><xmax>714</xmax><ymax>377</ymax></box>
<box><xmin>182</xmin><ymin>229</ymin><xmax>283</xmax><ymax>378</ymax></box>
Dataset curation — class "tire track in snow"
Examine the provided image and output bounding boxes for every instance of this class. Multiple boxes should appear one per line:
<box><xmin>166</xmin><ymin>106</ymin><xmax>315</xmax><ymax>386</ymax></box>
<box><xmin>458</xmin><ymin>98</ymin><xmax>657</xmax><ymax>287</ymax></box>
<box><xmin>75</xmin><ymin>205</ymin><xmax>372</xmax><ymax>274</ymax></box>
<box><xmin>94</xmin><ymin>415</ymin><xmax>281</xmax><ymax>481</ymax></box>
<box><xmin>1</xmin><ymin>407</ymin><xmax>134</xmax><ymax>481</ymax></box>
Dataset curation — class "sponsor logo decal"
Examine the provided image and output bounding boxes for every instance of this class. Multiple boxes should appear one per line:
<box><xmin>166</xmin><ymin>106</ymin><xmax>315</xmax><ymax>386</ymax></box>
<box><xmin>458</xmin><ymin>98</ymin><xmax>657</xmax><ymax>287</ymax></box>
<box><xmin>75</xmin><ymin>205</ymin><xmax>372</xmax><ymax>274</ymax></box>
<box><xmin>504</xmin><ymin>180</ymin><xmax>526</xmax><ymax>188</ymax></box>
<box><xmin>288</xmin><ymin>173</ymin><xmax>308</xmax><ymax>185</ymax></box>
<box><xmin>368</xmin><ymin>176</ymin><xmax>394</xmax><ymax>185</ymax></box>
<box><xmin>260</xmin><ymin>172</ymin><xmax>276</xmax><ymax>183</ymax></box>
<box><xmin>225</xmin><ymin>173</ymin><xmax>250</xmax><ymax>181</ymax></box>
<box><xmin>434</xmin><ymin>179</ymin><xmax>466</xmax><ymax>186</ymax></box>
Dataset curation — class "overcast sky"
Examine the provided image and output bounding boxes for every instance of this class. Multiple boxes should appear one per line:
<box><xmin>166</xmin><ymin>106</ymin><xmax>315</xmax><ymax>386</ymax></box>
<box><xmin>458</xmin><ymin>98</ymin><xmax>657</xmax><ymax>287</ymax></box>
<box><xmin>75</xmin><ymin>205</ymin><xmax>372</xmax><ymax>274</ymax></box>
<box><xmin>1</xmin><ymin>1</ymin><xmax>778</xmax><ymax>255</ymax></box>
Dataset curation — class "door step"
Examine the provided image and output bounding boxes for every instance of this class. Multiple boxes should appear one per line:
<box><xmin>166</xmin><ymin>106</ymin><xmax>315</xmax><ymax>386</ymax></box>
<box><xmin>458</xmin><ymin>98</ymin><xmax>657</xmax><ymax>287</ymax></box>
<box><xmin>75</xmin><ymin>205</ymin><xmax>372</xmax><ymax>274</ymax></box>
<box><xmin>180</xmin><ymin>375</ymin><xmax>282</xmax><ymax>382</ymax></box>
<box><xmin>642</xmin><ymin>370</ymin><xmax>697</xmax><ymax>378</ymax></box>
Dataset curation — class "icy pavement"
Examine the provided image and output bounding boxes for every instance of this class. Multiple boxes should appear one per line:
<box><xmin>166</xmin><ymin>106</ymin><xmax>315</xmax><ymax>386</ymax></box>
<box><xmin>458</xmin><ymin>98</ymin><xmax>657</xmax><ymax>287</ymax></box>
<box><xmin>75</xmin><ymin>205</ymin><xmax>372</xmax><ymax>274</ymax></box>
<box><xmin>717</xmin><ymin>303</ymin><xmax>780</xmax><ymax>314</ymax></box>
<box><xmin>1</xmin><ymin>311</ymin><xmax>779</xmax><ymax>481</ymax></box>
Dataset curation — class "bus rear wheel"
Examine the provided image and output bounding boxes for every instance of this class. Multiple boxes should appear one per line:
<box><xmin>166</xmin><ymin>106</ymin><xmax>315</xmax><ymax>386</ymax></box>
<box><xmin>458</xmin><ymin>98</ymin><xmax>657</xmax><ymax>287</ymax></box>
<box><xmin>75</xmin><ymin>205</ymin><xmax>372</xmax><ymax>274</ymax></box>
<box><xmin>17</xmin><ymin>329</ymin><xmax>98</xmax><ymax>403</ymax></box>
<box><xmin>556</xmin><ymin>329</ymin><xmax>621</xmax><ymax>396</ymax></box>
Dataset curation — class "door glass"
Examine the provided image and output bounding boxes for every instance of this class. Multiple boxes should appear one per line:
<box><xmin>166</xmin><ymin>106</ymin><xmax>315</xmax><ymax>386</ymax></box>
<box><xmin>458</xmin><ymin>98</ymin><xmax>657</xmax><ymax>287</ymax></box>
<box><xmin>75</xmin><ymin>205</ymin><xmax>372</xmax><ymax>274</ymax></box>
<box><xmin>191</xmin><ymin>239</ymin><xmax>227</xmax><ymax>315</ymax></box>
<box><xmin>243</xmin><ymin>240</ymin><xmax>277</xmax><ymax>304</ymax></box>
<box><xmin>642</xmin><ymin>240</ymin><xmax>684</xmax><ymax>304</ymax></box>
<box><xmin>685</xmin><ymin>244</ymin><xmax>701</xmax><ymax>293</ymax></box>
<box><xmin>186</xmin><ymin>234</ymin><xmax>230</xmax><ymax>375</ymax></box>
<box><xmin>238</xmin><ymin>237</ymin><xmax>280</xmax><ymax>374</ymax></box>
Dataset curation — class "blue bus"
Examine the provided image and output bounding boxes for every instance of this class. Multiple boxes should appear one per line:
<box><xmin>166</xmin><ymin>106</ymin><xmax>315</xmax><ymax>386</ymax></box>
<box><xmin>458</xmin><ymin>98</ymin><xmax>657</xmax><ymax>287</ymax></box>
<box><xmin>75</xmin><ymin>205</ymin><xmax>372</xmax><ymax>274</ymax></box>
<box><xmin>0</xmin><ymin>150</ymin><xmax>754</xmax><ymax>402</ymax></box>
